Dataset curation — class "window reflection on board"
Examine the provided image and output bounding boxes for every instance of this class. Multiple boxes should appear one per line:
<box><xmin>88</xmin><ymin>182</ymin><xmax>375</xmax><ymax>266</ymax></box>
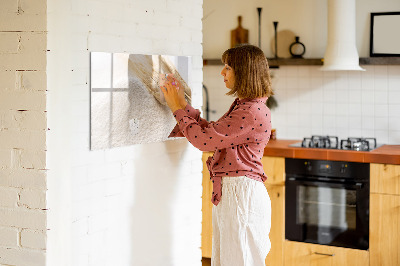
<box><xmin>90</xmin><ymin>52</ymin><xmax>192</xmax><ymax>150</ymax></box>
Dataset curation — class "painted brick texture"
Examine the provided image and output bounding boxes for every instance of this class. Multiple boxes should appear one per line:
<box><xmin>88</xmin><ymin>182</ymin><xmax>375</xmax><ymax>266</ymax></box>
<box><xmin>46</xmin><ymin>0</ymin><xmax>203</xmax><ymax>265</ymax></box>
<box><xmin>0</xmin><ymin>0</ymin><xmax>47</xmax><ymax>265</ymax></box>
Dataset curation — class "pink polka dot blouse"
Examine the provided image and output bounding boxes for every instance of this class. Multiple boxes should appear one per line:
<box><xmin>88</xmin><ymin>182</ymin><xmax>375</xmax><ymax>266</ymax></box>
<box><xmin>168</xmin><ymin>97</ymin><xmax>272</xmax><ymax>206</ymax></box>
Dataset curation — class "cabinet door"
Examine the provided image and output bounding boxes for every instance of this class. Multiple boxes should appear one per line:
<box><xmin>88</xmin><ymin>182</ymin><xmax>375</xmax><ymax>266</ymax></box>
<box><xmin>264</xmin><ymin>184</ymin><xmax>284</xmax><ymax>266</ymax></box>
<box><xmin>202</xmin><ymin>152</ymin><xmax>213</xmax><ymax>258</ymax></box>
<box><xmin>370</xmin><ymin>163</ymin><xmax>400</xmax><ymax>195</ymax></box>
<box><xmin>284</xmin><ymin>241</ymin><xmax>369</xmax><ymax>266</ymax></box>
<box><xmin>370</xmin><ymin>193</ymin><xmax>400</xmax><ymax>266</ymax></box>
<box><xmin>261</xmin><ymin>156</ymin><xmax>285</xmax><ymax>185</ymax></box>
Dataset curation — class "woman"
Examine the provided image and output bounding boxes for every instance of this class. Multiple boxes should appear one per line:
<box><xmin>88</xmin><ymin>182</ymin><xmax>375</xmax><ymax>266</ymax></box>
<box><xmin>161</xmin><ymin>44</ymin><xmax>273</xmax><ymax>266</ymax></box>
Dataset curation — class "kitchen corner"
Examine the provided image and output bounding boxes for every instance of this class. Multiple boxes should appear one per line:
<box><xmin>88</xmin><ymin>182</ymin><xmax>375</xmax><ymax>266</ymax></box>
<box><xmin>202</xmin><ymin>139</ymin><xmax>400</xmax><ymax>265</ymax></box>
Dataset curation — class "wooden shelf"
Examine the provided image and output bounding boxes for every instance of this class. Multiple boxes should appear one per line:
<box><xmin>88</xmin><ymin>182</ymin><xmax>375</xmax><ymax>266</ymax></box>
<box><xmin>359</xmin><ymin>57</ymin><xmax>400</xmax><ymax>65</ymax></box>
<box><xmin>268</xmin><ymin>58</ymin><xmax>322</xmax><ymax>67</ymax></box>
<box><xmin>203</xmin><ymin>58</ymin><xmax>323</xmax><ymax>67</ymax></box>
<box><xmin>203</xmin><ymin>57</ymin><xmax>400</xmax><ymax>67</ymax></box>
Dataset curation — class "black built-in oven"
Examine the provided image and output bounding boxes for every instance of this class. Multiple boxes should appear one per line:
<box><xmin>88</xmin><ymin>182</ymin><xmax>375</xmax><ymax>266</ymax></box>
<box><xmin>285</xmin><ymin>158</ymin><xmax>369</xmax><ymax>250</ymax></box>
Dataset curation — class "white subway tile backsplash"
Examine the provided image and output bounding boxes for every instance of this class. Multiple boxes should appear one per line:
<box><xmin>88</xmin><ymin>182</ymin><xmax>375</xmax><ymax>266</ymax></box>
<box><xmin>298</xmin><ymin>102</ymin><xmax>312</xmax><ymax>115</ymax></box>
<box><xmin>298</xmin><ymin>67</ymin><xmax>311</xmax><ymax>78</ymax></box>
<box><xmin>323</xmin><ymin>115</ymin><xmax>336</xmax><ymax>129</ymax></box>
<box><xmin>348</xmin><ymin>116</ymin><xmax>362</xmax><ymax>129</ymax></box>
<box><xmin>336</xmin><ymin>90</ymin><xmax>349</xmax><ymax>103</ymax></box>
<box><xmin>311</xmin><ymin>127</ymin><xmax>324</xmax><ymax>136</ymax></box>
<box><xmin>388</xmin><ymin>91</ymin><xmax>400</xmax><ymax>104</ymax></box>
<box><xmin>361</xmin><ymin>129</ymin><xmax>375</xmax><ymax>138</ymax></box>
<box><xmin>204</xmin><ymin>65</ymin><xmax>399</xmax><ymax>144</ymax></box>
<box><xmin>388</xmin><ymin>117</ymin><xmax>400</xmax><ymax>131</ymax></box>
<box><xmin>375</xmin><ymin>104</ymin><xmax>389</xmax><ymax>117</ymax></box>
<box><xmin>348</xmin><ymin>90</ymin><xmax>362</xmax><ymax>103</ymax></box>
<box><xmin>361</xmin><ymin>90</ymin><xmax>374</xmax><ymax>104</ymax></box>
<box><xmin>388</xmin><ymin>104</ymin><xmax>400</xmax><ymax>117</ymax></box>
<box><xmin>310</xmin><ymin>77</ymin><xmax>324</xmax><ymax>90</ymax></box>
<box><xmin>375</xmin><ymin>130</ymin><xmax>389</xmax><ymax>144</ymax></box>
<box><xmin>335</xmin><ymin>73</ymin><xmax>349</xmax><ymax>90</ymax></box>
<box><xmin>323</xmin><ymin>103</ymin><xmax>336</xmax><ymax>116</ymax></box>
<box><xmin>349</xmin><ymin>128</ymin><xmax>362</xmax><ymax>137</ymax></box>
<box><xmin>348</xmin><ymin>71</ymin><xmax>362</xmax><ymax>90</ymax></box>
<box><xmin>311</xmin><ymin>114</ymin><xmax>324</xmax><ymax>127</ymax></box>
<box><xmin>323</xmin><ymin>87</ymin><xmax>336</xmax><ymax>103</ymax></box>
<box><xmin>285</xmin><ymin>66</ymin><xmax>298</xmax><ymax>77</ymax></box>
<box><xmin>322</xmin><ymin>70</ymin><xmax>335</xmax><ymax>78</ymax></box>
<box><xmin>286</xmin><ymin>77</ymin><xmax>299</xmax><ymax>89</ymax></box>
<box><xmin>374</xmin><ymin>77</ymin><xmax>388</xmax><ymax>91</ymax></box>
<box><xmin>362</xmin><ymin>116</ymin><xmax>375</xmax><ymax>130</ymax></box>
<box><xmin>388</xmin><ymin>131</ymin><xmax>400</xmax><ymax>144</ymax></box>
<box><xmin>348</xmin><ymin>103</ymin><xmax>362</xmax><ymax>116</ymax></box>
<box><xmin>336</xmin><ymin>115</ymin><xmax>348</xmax><ymax>128</ymax></box>
<box><xmin>362</xmin><ymin>65</ymin><xmax>375</xmax><ymax>74</ymax></box>
<box><xmin>287</xmin><ymin>113</ymin><xmax>300</xmax><ymax>127</ymax></box>
<box><xmin>336</xmin><ymin>103</ymin><xmax>349</xmax><ymax>116</ymax></box>
<box><xmin>336</xmin><ymin>128</ymin><xmax>349</xmax><ymax>139</ymax></box>
<box><xmin>374</xmin><ymin>117</ymin><xmax>389</xmax><ymax>130</ymax></box>
<box><xmin>374</xmin><ymin>65</ymin><xmax>388</xmax><ymax>77</ymax></box>
<box><xmin>310</xmin><ymin>66</ymin><xmax>323</xmax><ymax>77</ymax></box>
<box><xmin>388</xmin><ymin>65</ymin><xmax>400</xmax><ymax>76</ymax></box>
<box><xmin>388</xmin><ymin>76</ymin><xmax>400</xmax><ymax>91</ymax></box>
<box><xmin>361</xmin><ymin>104</ymin><xmax>375</xmax><ymax>116</ymax></box>
<box><xmin>374</xmin><ymin>90</ymin><xmax>388</xmax><ymax>104</ymax></box>
<box><xmin>298</xmin><ymin>77</ymin><xmax>311</xmax><ymax>89</ymax></box>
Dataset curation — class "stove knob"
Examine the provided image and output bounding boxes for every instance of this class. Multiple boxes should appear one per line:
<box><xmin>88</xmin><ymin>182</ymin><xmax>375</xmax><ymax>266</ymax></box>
<box><xmin>340</xmin><ymin>164</ymin><xmax>347</xmax><ymax>174</ymax></box>
<box><xmin>305</xmin><ymin>162</ymin><xmax>312</xmax><ymax>171</ymax></box>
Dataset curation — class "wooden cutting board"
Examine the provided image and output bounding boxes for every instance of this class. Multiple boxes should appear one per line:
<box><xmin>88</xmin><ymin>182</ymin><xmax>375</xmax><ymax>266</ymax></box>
<box><xmin>231</xmin><ymin>16</ymin><xmax>249</xmax><ymax>48</ymax></box>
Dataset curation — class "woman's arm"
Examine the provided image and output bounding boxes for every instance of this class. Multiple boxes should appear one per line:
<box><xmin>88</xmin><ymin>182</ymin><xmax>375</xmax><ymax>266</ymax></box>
<box><xmin>160</xmin><ymin>74</ymin><xmax>211</xmax><ymax>137</ymax></box>
<box><xmin>172</xmin><ymin>106</ymin><xmax>257</xmax><ymax>152</ymax></box>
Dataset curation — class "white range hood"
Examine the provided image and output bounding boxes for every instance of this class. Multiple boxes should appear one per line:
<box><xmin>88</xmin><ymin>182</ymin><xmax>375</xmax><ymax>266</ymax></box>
<box><xmin>320</xmin><ymin>0</ymin><xmax>365</xmax><ymax>71</ymax></box>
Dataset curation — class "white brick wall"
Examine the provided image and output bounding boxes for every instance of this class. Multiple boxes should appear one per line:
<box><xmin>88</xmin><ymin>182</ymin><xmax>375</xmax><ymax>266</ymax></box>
<box><xmin>47</xmin><ymin>1</ymin><xmax>203</xmax><ymax>266</ymax></box>
<box><xmin>0</xmin><ymin>0</ymin><xmax>48</xmax><ymax>265</ymax></box>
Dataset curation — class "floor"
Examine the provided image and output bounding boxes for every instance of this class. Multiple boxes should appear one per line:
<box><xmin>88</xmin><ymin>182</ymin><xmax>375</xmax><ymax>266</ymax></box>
<box><xmin>202</xmin><ymin>257</ymin><xmax>211</xmax><ymax>266</ymax></box>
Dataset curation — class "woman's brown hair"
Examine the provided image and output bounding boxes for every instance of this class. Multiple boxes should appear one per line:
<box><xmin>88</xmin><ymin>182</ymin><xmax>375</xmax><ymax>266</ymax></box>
<box><xmin>221</xmin><ymin>44</ymin><xmax>273</xmax><ymax>99</ymax></box>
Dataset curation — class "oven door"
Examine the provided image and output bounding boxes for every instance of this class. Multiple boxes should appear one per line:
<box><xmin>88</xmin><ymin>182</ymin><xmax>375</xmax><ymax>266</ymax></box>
<box><xmin>285</xmin><ymin>177</ymin><xmax>369</xmax><ymax>250</ymax></box>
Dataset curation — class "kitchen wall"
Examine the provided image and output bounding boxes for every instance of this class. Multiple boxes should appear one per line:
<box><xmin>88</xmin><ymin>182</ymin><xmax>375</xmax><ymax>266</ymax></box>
<box><xmin>203</xmin><ymin>0</ymin><xmax>400</xmax><ymax>144</ymax></box>
<box><xmin>2</xmin><ymin>0</ymin><xmax>203</xmax><ymax>266</ymax></box>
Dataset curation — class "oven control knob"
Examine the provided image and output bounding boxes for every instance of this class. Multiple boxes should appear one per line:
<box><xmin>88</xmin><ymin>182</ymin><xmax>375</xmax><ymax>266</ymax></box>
<box><xmin>304</xmin><ymin>161</ymin><xmax>312</xmax><ymax>171</ymax></box>
<box><xmin>340</xmin><ymin>164</ymin><xmax>347</xmax><ymax>174</ymax></box>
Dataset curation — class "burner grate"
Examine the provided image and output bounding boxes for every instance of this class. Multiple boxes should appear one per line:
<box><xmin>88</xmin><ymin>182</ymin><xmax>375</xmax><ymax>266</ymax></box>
<box><xmin>296</xmin><ymin>136</ymin><xmax>378</xmax><ymax>151</ymax></box>
<box><xmin>301</xmin><ymin>135</ymin><xmax>339</xmax><ymax>149</ymax></box>
<box><xmin>340</xmin><ymin>137</ymin><xmax>377</xmax><ymax>151</ymax></box>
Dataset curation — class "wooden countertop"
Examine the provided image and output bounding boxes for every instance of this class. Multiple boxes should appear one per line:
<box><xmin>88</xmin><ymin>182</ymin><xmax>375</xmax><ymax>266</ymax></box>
<box><xmin>263</xmin><ymin>139</ymin><xmax>400</xmax><ymax>165</ymax></box>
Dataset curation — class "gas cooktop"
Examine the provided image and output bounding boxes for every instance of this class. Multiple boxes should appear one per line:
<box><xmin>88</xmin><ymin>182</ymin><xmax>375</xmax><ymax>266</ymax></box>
<box><xmin>289</xmin><ymin>135</ymin><xmax>383</xmax><ymax>151</ymax></box>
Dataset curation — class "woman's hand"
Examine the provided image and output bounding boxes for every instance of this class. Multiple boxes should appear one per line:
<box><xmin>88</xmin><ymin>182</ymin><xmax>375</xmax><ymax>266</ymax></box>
<box><xmin>160</xmin><ymin>74</ymin><xmax>187</xmax><ymax>113</ymax></box>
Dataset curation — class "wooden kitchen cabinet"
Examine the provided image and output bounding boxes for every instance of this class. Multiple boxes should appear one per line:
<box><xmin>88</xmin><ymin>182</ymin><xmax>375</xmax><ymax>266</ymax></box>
<box><xmin>261</xmin><ymin>156</ymin><xmax>285</xmax><ymax>186</ymax></box>
<box><xmin>201</xmin><ymin>153</ymin><xmax>286</xmax><ymax>266</ymax></box>
<box><xmin>262</xmin><ymin>156</ymin><xmax>285</xmax><ymax>266</ymax></box>
<box><xmin>284</xmin><ymin>241</ymin><xmax>369</xmax><ymax>266</ymax></box>
<box><xmin>202</xmin><ymin>152</ymin><xmax>213</xmax><ymax>258</ymax></box>
<box><xmin>370</xmin><ymin>163</ymin><xmax>400</xmax><ymax>266</ymax></box>
<box><xmin>264</xmin><ymin>184</ymin><xmax>285</xmax><ymax>266</ymax></box>
<box><xmin>370</xmin><ymin>163</ymin><xmax>400</xmax><ymax>195</ymax></box>
<box><xmin>370</xmin><ymin>193</ymin><xmax>400</xmax><ymax>266</ymax></box>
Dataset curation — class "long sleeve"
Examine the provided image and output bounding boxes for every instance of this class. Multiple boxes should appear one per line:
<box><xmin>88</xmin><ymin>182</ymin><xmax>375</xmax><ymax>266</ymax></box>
<box><xmin>172</xmin><ymin>105</ymin><xmax>257</xmax><ymax>152</ymax></box>
<box><xmin>168</xmin><ymin>103</ymin><xmax>211</xmax><ymax>138</ymax></box>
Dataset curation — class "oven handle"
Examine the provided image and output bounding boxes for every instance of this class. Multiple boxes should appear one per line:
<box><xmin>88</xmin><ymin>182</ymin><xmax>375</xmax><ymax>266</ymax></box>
<box><xmin>286</xmin><ymin>177</ymin><xmax>364</xmax><ymax>189</ymax></box>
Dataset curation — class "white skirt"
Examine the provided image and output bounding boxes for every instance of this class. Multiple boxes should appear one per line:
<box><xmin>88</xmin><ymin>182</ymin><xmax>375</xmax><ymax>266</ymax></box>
<box><xmin>212</xmin><ymin>176</ymin><xmax>271</xmax><ymax>266</ymax></box>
